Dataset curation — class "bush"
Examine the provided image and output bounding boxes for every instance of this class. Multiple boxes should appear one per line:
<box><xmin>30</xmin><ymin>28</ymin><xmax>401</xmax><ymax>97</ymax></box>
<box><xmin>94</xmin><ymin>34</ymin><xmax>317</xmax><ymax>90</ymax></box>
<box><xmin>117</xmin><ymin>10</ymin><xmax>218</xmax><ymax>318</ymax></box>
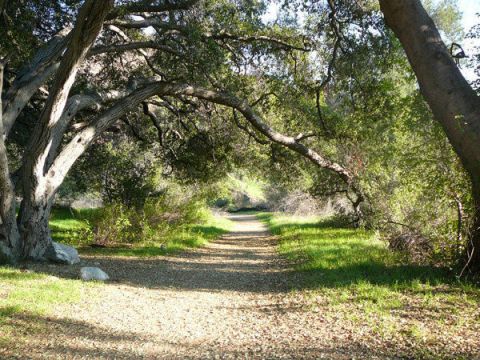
<box><xmin>91</xmin><ymin>183</ymin><xmax>213</xmax><ymax>246</ymax></box>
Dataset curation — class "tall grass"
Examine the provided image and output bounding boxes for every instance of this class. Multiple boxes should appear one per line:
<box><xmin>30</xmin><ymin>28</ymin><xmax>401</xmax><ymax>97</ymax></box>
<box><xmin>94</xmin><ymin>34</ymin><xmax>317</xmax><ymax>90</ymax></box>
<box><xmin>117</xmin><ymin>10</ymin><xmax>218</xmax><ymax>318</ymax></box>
<box><xmin>80</xmin><ymin>211</ymin><xmax>233</xmax><ymax>257</ymax></box>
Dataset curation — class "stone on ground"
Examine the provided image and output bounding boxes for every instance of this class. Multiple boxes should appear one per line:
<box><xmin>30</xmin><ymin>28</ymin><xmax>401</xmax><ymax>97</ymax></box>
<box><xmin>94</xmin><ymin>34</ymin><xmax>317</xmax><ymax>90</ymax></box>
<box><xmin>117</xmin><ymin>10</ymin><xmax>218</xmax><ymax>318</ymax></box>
<box><xmin>80</xmin><ymin>267</ymin><xmax>109</xmax><ymax>281</ymax></box>
<box><xmin>45</xmin><ymin>241</ymin><xmax>80</xmax><ymax>265</ymax></box>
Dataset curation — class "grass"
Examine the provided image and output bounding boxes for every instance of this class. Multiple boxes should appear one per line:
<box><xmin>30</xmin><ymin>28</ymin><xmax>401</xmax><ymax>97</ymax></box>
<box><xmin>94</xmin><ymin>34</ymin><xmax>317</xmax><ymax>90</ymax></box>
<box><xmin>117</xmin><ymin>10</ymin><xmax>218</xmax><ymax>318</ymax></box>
<box><xmin>1</xmin><ymin>207</ymin><xmax>232</xmax><ymax>352</ymax></box>
<box><xmin>49</xmin><ymin>207</ymin><xmax>100</xmax><ymax>246</ymax></box>
<box><xmin>258</xmin><ymin>212</ymin><xmax>480</xmax><ymax>359</ymax></box>
<box><xmin>1</xmin><ymin>207</ymin><xmax>101</xmax><ymax>344</ymax></box>
<box><xmin>0</xmin><ymin>267</ymin><xmax>96</xmax><ymax>350</ymax></box>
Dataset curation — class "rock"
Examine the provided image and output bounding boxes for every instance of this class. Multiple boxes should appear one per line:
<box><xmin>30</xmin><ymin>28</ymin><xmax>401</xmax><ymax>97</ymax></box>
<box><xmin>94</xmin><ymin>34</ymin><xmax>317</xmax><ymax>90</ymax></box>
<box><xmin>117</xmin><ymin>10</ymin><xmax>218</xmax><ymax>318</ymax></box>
<box><xmin>80</xmin><ymin>267</ymin><xmax>109</xmax><ymax>281</ymax></box>
<box><xmin>45</xmin><ymin>241</ymin><xmax>80</xmax><ymax>265</ymax></box>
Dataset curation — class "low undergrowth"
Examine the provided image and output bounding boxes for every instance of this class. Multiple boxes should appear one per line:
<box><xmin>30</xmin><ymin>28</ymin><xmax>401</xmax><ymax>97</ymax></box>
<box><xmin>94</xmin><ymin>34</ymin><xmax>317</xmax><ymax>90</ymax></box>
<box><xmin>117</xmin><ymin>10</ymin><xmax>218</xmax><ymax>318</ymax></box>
<box><xmin>50</xmin><ymin>207</ymin><xmax>232</xmax><ymax>257</ymax></box>
<box><xmin>80</xmin><ymin>212</ymin><xmax>232</xmax><ymax>257</ymax></box>
<box><xmin>258</xmin><ymin>212</ymin><xmax>480</xmax><ymax>359</ymax></box>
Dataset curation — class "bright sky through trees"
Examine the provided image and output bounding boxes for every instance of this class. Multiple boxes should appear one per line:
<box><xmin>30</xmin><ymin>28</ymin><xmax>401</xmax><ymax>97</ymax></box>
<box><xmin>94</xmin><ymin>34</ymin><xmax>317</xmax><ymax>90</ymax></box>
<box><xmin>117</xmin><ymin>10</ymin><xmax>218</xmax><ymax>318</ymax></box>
<box><xmin>459</xmin><ymin>0</ymin><xmax>480</xmax><ymax>81</ymax></box>
<box><xmin>261</xmin><ymin>1</ymin><xmax>480</xmax><ymax>81</ymax></box>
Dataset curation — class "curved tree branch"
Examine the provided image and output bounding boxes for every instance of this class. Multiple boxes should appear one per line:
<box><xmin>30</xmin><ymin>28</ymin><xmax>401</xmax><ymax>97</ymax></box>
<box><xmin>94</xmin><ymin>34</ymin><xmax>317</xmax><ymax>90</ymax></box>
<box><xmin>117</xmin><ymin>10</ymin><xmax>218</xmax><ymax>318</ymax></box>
<box><xmin>49</xmin><ymin>82</ymin><xmax>361</xmax><ymax>204</ymax></box>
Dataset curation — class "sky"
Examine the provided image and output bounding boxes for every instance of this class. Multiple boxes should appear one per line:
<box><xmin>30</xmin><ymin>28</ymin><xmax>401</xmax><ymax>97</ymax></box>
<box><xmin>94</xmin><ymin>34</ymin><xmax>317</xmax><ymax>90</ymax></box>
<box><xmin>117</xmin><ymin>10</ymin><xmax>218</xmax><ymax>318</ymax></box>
<box><xmin>458</xmin><ymin>0</ymin><xmax>480</xmax><ymax>81</ymax></box>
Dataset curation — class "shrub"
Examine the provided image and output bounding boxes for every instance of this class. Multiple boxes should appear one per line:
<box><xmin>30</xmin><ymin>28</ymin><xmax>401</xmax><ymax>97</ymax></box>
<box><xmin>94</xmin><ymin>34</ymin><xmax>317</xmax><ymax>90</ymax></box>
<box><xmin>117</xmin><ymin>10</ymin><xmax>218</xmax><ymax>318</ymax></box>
<box><xmin>91</xmin><ymin>183</ymin><xmax>213</xmax><ymax>246</ymax></box>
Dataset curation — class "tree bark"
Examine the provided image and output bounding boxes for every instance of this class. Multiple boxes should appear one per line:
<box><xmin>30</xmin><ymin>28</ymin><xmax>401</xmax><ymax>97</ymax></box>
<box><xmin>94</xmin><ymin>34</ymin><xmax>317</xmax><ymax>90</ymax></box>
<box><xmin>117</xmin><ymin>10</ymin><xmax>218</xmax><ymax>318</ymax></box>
<box><xmin>379</xmin><ymin>0</ymin><xmax>480</xmax><ymax>272</ymax></box>
<box><xmin>0</xmin><ymin>59</ymin><xmax>20</xmax><ymax>263</ymax></box>
<box><xmin>2</xmin><ymin>28</ymin><xmax>70</xmax><ymax>137</ymax></box>
<box><xmin>18</xmin><ymin>0</ymin><xmax>113</xmax><ymax>260</ymax></box>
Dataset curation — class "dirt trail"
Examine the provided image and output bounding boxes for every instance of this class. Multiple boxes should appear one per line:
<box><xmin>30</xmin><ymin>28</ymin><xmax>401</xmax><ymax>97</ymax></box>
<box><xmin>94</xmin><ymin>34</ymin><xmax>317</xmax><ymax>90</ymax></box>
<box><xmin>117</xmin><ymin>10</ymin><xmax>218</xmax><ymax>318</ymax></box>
<box><xmin>6</xmin><ymin>214</ymin><xmax>372</xmax><ymax>359</ymax></box>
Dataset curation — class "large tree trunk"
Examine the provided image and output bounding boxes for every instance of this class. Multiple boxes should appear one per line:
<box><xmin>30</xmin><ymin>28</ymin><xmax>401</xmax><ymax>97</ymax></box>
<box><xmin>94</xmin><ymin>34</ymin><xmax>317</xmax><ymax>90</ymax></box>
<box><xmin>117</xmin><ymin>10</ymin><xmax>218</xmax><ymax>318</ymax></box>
<box><xmin>379</xmin><ymin>0</ymin><xmax>480</xmax><ymax>272</ymax></box>
<box><xmin>0</xmin><ymin>59</ymin><xmax>21</xmax><ymax>263</ymax></box>
<box><xmin>17</xmin><ymin>192</ymin><xmax>53</xmax><ymax>259</ymax></box>
<box><xmin>19</xmin><ymin>0</ymin><xmax>113</xmax><ymax>260</ymax></box>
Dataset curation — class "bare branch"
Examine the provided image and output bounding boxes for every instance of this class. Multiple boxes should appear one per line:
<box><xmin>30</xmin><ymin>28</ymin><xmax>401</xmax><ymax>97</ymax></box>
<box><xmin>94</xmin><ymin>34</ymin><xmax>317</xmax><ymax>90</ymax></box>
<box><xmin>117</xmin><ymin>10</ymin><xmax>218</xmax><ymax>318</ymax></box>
<box><xmin>108</xmin><ymin>18</ymin><xmax>310</xmax><ymax>52</ymax></box>
<box><xmin>211</xmin><ymin>32</ymin><xmax>311</xmax><ymax>52</ymax></box>
<box><xmin>2</xmin><ymin>28</ymin><xmax>71</xmax><ymax>136</ymax></box>
<box><xmin>295</xmin><ymin>132</ymin><xmax>317</xmax><ymax>141</ymax></box>
<box><xmin>232</xmin><ymin>109</ymin><xmax>269</xmax><ymax>145</ymax></box>
<box><xmin>142</xmin><ymin>102</ymin><xmax>164</xmax><ymax>145</ymax></box>
<box><xmin>45</xmin><ymin>94</ymin><xmax>101</xmax><ymax>169</ymax></box>
<box><xmin>251</xmin><ymin>91</ymin><xmax>278</xmax><ymax>107</ymax></box>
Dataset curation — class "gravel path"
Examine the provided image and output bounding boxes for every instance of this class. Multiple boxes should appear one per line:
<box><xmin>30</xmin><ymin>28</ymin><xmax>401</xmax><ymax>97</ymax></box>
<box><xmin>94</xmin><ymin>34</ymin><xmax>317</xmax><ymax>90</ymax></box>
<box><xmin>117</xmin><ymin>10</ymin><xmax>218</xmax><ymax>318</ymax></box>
<box><xmin>5</xmin><ymin>214</ymin><xmax>376</xmax><ymax>359</ymax></box>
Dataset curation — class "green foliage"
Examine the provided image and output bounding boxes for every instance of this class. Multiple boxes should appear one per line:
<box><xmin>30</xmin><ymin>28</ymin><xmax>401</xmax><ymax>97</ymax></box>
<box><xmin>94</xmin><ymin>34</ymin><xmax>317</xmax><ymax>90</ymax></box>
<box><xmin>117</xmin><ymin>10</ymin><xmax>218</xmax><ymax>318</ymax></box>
<box><xmin>243</xmin><ymin>0</ymin><xmax>473</xmax><ymax>266</ymax></box>
<box><xmin>83</xmin><ymin>213</ymin><xmax>232</xmax><ymax>257</ymax></box>
<box><xmin>49</xmin><ymin>208</ymin><xmax>98</xmax><ymax>246</ymax></box>
<box><xmin>69</xmin><ymin>139</ymin><xmax>161</xmax><ymax>208</ymax></box>
<box><xmin>170</xmin><ymin>130</ymin><xmax>235</xmax><ymax>182</ymax></box>
<box><xmin>423</xmin><ymin>0</ymin><xmax>464</xmax><ymax>42</ymax></box>
<box><xmin>212</xmin><ymin>173</ymin><xmax>268</xmax><ymax>210</ymax></box>
<box><xmin>91</xmin><ymin>187</ymin><xmax>211</xmax><ymax>246</ymax></box>
<box><xmin>5</xmin><ymin>0</ymin><xmax>475</xmax><ymax>272</ymax></box>
<box><xmin>0</xmin><ymin>1</ymin><xmax>81</xmax><ymax>64</ymax></box>
<box><xmin>50</xmin><ymin>184</ymin><xmax>233</xmax><ymax>256</ymax></box>
<box><xmin>467</xmin><ymin>14</ymin><xmax>480</xmax><ymax>90</ymax></box>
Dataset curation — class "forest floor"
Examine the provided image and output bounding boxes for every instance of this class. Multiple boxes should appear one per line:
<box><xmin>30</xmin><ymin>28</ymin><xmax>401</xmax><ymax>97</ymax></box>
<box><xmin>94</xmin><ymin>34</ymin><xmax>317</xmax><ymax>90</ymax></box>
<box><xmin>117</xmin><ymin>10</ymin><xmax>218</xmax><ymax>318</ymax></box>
<box><xmin>1</xmin><ymin>213</ymin><xmax>479</xmax><ymax>359</ymax></box>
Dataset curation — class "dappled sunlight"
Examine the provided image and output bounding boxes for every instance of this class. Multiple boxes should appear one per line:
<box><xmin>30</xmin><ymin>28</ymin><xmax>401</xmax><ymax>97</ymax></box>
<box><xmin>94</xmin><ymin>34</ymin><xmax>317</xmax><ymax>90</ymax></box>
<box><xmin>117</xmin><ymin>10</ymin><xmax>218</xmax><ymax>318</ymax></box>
<box><xmin>260</xmin><ymin>212</ymin><xmax>453</xmax><ymax>288</ymax></box>
<box><xmin>258</xmin><ymin>212</ymin><xmax>480</xmax><ymax>359</ymax></box>
<box><xmin>25</xmin><ymin>214</ymin><xmax>290</xmax><ymax>294</ymax></box>
<box><xmin>0</xmin><ymin>307</ymin><xmax>413</xmax><ymax>360</ymax></box>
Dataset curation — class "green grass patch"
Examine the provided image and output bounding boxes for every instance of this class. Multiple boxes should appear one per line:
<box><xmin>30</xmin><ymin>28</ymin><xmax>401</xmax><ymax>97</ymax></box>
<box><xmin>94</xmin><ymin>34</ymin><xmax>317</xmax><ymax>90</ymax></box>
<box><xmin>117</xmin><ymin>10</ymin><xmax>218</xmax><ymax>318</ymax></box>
<box><xmin>0</xmin><ymin>266</ymin><xmax>95</xmax><ymax>348</ymax></box>
<box><xmin>49</xmin><ymin>207</ymin><xmax>100</xmax><ymax>246</ymax></box>
<box><xmin>258</xmin><ymin>212</ymin><xmax>480</xmax><ymax>358</ymax></box>
<box><xmin>0</xmin><ymin>267</ymin><xmax>87</xmax><ymax>316</ymax></box>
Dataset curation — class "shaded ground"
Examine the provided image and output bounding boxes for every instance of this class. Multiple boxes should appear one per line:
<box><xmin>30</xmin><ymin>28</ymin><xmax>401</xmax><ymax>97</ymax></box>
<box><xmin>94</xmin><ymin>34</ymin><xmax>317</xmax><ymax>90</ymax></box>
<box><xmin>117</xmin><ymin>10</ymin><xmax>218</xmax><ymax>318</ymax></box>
<box><xmin>2</xmin><ymin>214</ymin><xmax>478</xmax><ymax>359</ymax></box>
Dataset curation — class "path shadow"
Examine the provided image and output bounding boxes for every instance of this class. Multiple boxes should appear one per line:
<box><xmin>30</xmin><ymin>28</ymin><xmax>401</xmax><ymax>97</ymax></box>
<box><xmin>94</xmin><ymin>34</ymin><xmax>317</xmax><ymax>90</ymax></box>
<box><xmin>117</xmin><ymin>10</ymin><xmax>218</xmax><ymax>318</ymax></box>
<box><xmin>0</xmin><ymin>310</ymin><xmax>145</xmax><ymax>359</ymax></box>
<box><xmin>0</xmin><ymin>308</ymin><xmax>439</xmax><ymax>359</ymax></box>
